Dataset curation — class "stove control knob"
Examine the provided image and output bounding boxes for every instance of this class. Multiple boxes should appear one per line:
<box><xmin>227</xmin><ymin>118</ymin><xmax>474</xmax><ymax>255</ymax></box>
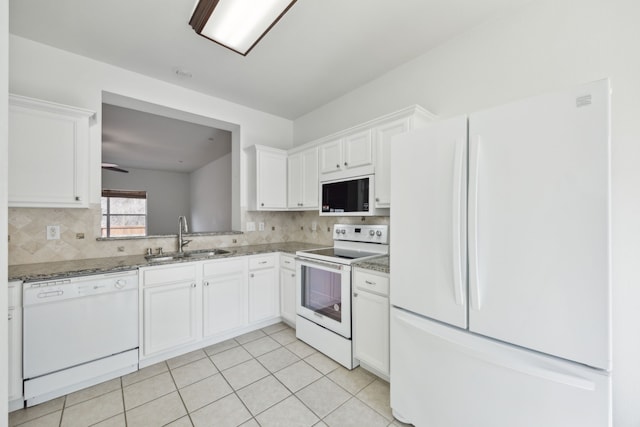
<box><xmin>340</xmin><ymin>229</ymin><xmax>346</xmax><ymax>234</ymax></box>
<box><xmin>376</xmin><ymin>230</ymin><xmax>382</xmax><ymax>237</ymax></box>
<box><xmin>369</xmin><ymin>230</ymin><xmax>375</xmax><ymax>236</ymax></box>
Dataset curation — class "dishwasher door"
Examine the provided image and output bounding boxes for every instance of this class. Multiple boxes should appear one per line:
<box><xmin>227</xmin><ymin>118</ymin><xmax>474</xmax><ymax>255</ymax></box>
<box><xmin>23</xmin><ymin>271</ymin><xmax>139</xmax><ymax>379</ymax></box>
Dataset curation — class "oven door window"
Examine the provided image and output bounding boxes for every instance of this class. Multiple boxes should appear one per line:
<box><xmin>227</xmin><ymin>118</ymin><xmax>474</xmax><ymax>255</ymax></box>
<box><xmin>300</xmin><ymin>265</ymin><xmax>343</xmax><ymax>322</ymax></box>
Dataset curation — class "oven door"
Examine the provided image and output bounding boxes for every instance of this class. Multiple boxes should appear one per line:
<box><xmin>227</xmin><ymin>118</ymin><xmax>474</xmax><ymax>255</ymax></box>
<box><xmin>296</xmin><ymin>258</ymin><xmax>352</xmax><ymax>338</ymax></box>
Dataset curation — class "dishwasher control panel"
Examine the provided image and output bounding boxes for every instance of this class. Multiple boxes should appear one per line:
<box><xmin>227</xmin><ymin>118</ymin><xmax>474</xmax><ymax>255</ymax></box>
<box><xmin>23</xmin><ymin>271</ymin><xmax>139</xmax><ymax>306</ymax></box>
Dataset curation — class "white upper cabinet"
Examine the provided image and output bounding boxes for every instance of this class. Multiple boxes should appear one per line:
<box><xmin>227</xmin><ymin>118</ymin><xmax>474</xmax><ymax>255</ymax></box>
<box><xmin>373</xmin><ymin>110</ymin><xmax>436</xmax><ymax>208</ymax></box>
<box><xmin>319</xmin><ymin>129</ymin><xmax>373</xmax><ymax>176</ymax></box>
<box><xmin>287</xmin><ymin>147</ymin><xmax>318</xmax><ymax>210</ymax></box>
<box><xmin>246</xmin><ymin>145</ymin><xmax>288</xmax><ymax>210</ymax></box>
<box><xmin>8</xmin><ymin>94</ymin><xmax>95</xmax><ymax>208</ymax></box>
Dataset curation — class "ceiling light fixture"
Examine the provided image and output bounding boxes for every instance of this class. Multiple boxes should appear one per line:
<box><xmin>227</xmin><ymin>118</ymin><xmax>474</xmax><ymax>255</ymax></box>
<box><xmin>189</xmin><ymin>0</ymin><xmax>297</xmax><ymax>56</ymax></box>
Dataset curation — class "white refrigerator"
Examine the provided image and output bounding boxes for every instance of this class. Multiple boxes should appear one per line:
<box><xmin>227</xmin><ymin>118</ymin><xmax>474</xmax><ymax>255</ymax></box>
<box><xmin>389</xmin><ymin>79</ymin><xmax>611</xmax><ymax>427</ymax></box>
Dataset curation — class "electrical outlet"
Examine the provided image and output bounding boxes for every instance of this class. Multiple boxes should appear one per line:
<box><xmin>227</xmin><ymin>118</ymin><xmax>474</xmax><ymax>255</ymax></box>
<box><xmin>247</xmin><ymin>222</ymin><xmax>256</xmax><ymax>231</ymax></box>
<box><xmin>311</xmin><ymin>221</ymin><xmax>318</xmax><ymax>232</ymax></box>
<box><xmin>258</xmin><ymin>222</ymin><xmax>265</xmax><ymax>231</ymax></box>
<box><xmin>46</xmin><ymin>225</ymin><xmax>60</xmax><ymax>240</ymax></box>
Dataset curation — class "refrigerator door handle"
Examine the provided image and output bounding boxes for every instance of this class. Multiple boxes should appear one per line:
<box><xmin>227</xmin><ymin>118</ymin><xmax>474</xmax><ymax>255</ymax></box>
<box><xmin>452</xmin><ymin>137</ymin><xmax>465</xmax><ymax>306</ymax></box>
<box><xmin>469</xmin><ymin>135</ymin><xmax>482</xmax><ymax>310</ymax></box>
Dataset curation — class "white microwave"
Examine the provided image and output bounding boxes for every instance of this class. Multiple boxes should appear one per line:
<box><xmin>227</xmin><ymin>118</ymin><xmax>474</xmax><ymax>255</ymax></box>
<box><xmin>320</xmin><ymin>174</ymin><xmax>388</xmax><ymax>216</ymax></box>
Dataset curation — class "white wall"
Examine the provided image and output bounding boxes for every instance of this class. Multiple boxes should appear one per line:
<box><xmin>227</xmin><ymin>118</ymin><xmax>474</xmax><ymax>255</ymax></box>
<box><xmin>190</xmin><ymin>153</ymin><xmax>232</xmax><ymax>232</ymax></box>
<box><xmin>0</xmin><ymin>0</ymin><xmax>8</xmax><ymax>423</ymax></box>
<box><xmin>293</xmin><ymin>0</ymin><xmax>640</xmax><ymax>424</ymax></box>
<box><xmin>102</xmin><ymin>168</ymin><xmax>191</xmax><ymax>235</ymax></box>
<box><xmin>8</xmin><ymin>35</ymin><xmax>294</xmax><ymax>231</ymax></box>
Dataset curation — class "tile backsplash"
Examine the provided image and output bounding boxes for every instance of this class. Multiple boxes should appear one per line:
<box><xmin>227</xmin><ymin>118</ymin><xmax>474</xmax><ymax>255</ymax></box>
<box><xmin>8</xmin><ymin>206</ymin><xmax>388</xmax><ymax>265</ymax></box>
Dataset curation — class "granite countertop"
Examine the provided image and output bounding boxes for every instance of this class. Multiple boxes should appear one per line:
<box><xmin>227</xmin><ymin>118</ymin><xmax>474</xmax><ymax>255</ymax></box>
<box><xmin>353</xmin><ymin>255</ymin><xmax>389</xmax><ymax>274</ymax></box>
<box><xmin>8</xmin><ymin>242</ymin><xmax>325</xmax><ymax>282</ymax></box>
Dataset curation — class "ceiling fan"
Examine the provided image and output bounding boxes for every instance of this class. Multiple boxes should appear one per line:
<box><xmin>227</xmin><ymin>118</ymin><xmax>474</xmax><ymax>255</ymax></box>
<box><xmin>101</xmin><ymin>163</ymin><xmax>129</xmax><ymax>173</ymax></box>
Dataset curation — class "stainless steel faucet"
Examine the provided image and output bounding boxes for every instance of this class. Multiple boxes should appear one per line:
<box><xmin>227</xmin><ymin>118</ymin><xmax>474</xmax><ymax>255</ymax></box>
<box><xmin>178</xmin><ymin>216</ymin><xmax>191</xmax><ymax>253</ymax></box>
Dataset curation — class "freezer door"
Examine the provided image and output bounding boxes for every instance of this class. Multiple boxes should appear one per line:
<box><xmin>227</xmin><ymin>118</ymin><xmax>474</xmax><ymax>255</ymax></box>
<box><xmin>468</xmin><ymin>79</ymin><xmax>611</xmax><ymax>370</ymax></box>
<box><xmin>390</xmin><ymin>308</ymin><xmax>611</xmax><ymax>427</ymax></box>
<box><xmin>390</xmin><ymin>115</ymin><xmax>468</xmax><ymax>328</ymax></box>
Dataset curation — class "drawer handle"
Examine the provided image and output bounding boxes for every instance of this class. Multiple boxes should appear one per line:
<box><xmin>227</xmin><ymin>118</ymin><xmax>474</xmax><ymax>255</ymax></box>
<box><xmin>284</xmin><ymin>260</ymin><xmax>291</xmax><ymax>264</ymax></box>
<box><xmin>259</xmin><ymin>261</ymin><xmax>267</xmax><ymax>264</ymax></box>
<box><xmin>365</xmin><ymin>280</ymin><xmax>376</xmax><ymax>286</ymax></box>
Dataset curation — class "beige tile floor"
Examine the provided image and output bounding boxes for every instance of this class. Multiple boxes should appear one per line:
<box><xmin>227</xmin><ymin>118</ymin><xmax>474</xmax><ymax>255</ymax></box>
<box><xmin>9</xmin><ymin>323</ymin><xmax>411</xmax><ymax>427</ymax></box>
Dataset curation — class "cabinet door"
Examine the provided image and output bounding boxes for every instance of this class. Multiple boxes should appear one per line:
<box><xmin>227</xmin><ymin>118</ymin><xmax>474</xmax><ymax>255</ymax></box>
<box><xmin>143</xmin><ymin>281</ymin><xmax>200</xmax><ymax>357</ymax></box>
<box><xmin>280</xmin><ymin>266</ymin><xmax>297</xmax><ymax>325</ymax></box>
<box><xmin>8</xmin><ymin>307</ymin><xmax>23</xmax><ymax>403</ymax></box>
<box><xmin>287</xmin><ymin>152</ymin><xmax>303</xmax><ymax>208</ymax></box>
<box><xmin>374</xmin><ymin>118</ymin><xmax>409</xmax><ymax>208</ymax></box>
<box><xmin>203</xmin><ymin>271</ymin><xmax>246</xmax><ymax>337</ymax></box>
<box><xmin>248</xmin><ymin>268</ymin><xmax>279</xmax><ymax>323</ymax></box>
<box><xmin>319</xmin><ymin>139</ymin><xmax>343</xmax><ymax>175</ymax></box>
<box><xmin>301</xmin><ymin>147</ymin><xmax>319</xmax><ymax>208</ymax></box>
<box><xmin>9</xmin><ymin>96</ymin><xmax>91</xmax><ymax>208</ymax></box>
<box><xmin>343</xmin><ymin>130</ymin><xmax>373</xmax><ymax>170</ymax></box>
<box><xmin>257</xmin><ymin>149</ymin><xmax>287</xmax><ymax>209</ymax></box>
<box><xmin>353</xmin><ymin>290</ymin><xmax>389</xmax><ymax>376</ymax></box>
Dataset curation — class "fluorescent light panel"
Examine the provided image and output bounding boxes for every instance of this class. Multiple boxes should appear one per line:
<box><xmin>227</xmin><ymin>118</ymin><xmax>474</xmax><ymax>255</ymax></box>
<box><xmin>190</xmin><ymin>0</ymin><xmax>297</xmax><ymax>55</ymax></box>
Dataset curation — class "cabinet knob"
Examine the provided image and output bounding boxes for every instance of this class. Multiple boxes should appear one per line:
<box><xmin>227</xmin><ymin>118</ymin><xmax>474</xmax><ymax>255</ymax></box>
<box><xmin>291</xmin><ymin>273</ymin><xmax>295</xmax><ymax>278</ymax></box>
<box><xmin>260</xmin><ymin>202</ymin><xmax>264</xmax><ymax>207</ymax></box>
<box><xmin>250</xmin><ymin>273</ymin><xmax>255</xmax><ymax>278</ymax></box>
<box><xmin>191</xmin><ymin>283</ymin><xmax>196</xmax><ymax>288</ymax></box>
<box><xmin>365</xmin><ymin>280</ymin><xmax>376</xmax><ymax>286</ymax></box>
<box><xmin>204</xmin><ymin>281</ymin><xmax>209</xmax><ymax>287</ymax></box>
<box><xmin>353</xmin><ymin>292</ymin><xmax>358</xmax><ymax>297</ymax></box>
<box><xmin>75</xmin><ymin>196</ymin><xmax>81</xmax><ymax>201</ymax></box>
<box><xmin>375</xmin><ymin>197</ymin><xmax>380</xmax><ymax>202</ymax></box>
<box><xmin>8</xmin><ymin>312</ymin><xmax>12</xmax><ymax>321</ymax></box>
<box><xmin>344</xmin><ymin>162</ymin><xmax>348</xmax><ymax>166</ymax></box>
<box><xmin>336</xmin><ymin>164</ymin><xmax>340</xmax><ymax>168</ymax></box>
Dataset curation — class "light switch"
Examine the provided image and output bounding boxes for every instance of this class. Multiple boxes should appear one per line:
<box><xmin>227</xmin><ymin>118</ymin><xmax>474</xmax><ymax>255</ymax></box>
<box><xmin>246</xmin><ymin>222</ymin><xmax>256</xmax><ymax>231</ymax></box>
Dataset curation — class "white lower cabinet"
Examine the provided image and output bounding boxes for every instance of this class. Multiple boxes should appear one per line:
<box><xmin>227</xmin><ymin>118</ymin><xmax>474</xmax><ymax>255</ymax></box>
<box><xmin>353</xmin><ymin>268</ymin><xmax>390</xmax><ymax>378</ymax></box>
<box><xmin>279</xmin><ymin>254</ymin><xmax>297</xmax><ymax>325</ymax></box>
<box><xmin>202</xmin><ymin>258</ymin><xmax>247</xmax><ymax>337</ymax></box>
<box><xmin>140</xmin><ymin>254</ymin><xmax>287</xmax><ymax>364</ymax></box>
<box><xmin>141</xmin><ymin>263</ymin><xmax>201</xmax><ymax>358</ymax></box>
<box><xmin>248</xmin><ymin>254</ymin><xmax>279</xmax><ymax>324</ymax></box>
<box><xmin>8</xmin><ymin>280</ymin><xmax>23</xmax><ymax>411</ymax></box>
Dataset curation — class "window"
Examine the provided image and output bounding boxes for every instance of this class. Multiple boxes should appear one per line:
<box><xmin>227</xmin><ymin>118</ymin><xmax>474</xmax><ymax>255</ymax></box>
<box><xmin>101</xmin><ymin>190</ymin><xmax>147</xmax><ymax>237</ymax></box>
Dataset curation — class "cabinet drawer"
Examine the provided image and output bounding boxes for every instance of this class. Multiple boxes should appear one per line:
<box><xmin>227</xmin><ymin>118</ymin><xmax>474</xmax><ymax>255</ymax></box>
<box><xmin>280</xmin><ymin>255</ymin><xmax>296</xmax><ymax>270</ymax></box>
<box><xmin>8</xmin><ymin>281</ymin><xmax>22</xmax><ymax>308</ymax></box>
<box><xmin>203</xmin><ymin>258</ymin><xmax>246</xmax><ymax>277</ymax></box>
<box><xmin>142</xmin><ymin>263</ymin><xmax>198</xmax><ymax>286</ymax></box>
<box><xmin>355</xmin><ymin>270</ymin><xmax>389</xmax><ymax>296</ymax></box>
<box><xmin>249</xmin><ymin>255</ymin><xmax>276</xmax><ymax>270</ymax></box>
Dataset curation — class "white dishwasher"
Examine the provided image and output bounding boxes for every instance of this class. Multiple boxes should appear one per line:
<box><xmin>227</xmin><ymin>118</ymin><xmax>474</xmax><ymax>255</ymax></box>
<box><xmin>23</xmin><ymin>270</ymin><xmax>139</xmax><ymax>406</ymax></box>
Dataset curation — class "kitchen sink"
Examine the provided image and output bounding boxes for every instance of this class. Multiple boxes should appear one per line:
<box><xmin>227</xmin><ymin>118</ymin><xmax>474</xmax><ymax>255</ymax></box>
<box><xmin>185</xmin><ymin>249</ymin><xmax>230</xmax><ymax>258</ymax></box>
<box><xmin>145</xmin><ymin>248</ymin><xmax>230</xmax><ymax>262</ymax></box>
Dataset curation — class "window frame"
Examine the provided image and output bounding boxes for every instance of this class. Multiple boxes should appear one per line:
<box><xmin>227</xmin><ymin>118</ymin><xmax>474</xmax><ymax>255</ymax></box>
<box><xmin>101</xmin><ymin>189</ymin><xmax>148</xmax><ymax>237</ymax></box>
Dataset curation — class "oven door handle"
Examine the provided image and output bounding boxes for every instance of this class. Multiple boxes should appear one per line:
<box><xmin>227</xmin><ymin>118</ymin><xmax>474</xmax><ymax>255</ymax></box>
<box><xmin>297</xmin><ymin>258</ymin><xmax>347</xmax><ymax>272</ymax></box>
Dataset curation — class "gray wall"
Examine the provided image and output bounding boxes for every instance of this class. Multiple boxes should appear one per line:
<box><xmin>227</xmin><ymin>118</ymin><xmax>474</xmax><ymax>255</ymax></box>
<box><xmin>190</xmin><ymin>153</ymin><xmax>232</xmax><ymax>232</ymax></box>
<box><xmin>102</xmin><ymin>167</ymin><xmax>190</xmax><ymax>235</ymax></box>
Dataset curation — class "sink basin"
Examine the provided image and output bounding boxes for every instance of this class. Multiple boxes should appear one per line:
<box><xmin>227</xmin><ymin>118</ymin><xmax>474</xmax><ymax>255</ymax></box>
<box><xmin>144</xmin><ymin>249</ymin><xmax>230</xmax><ymax>262</ymax></box>
<box><xmin>185</xmin><ymin>249</ymin><xmax>230</xmax><ymax>258</ymax></box>
<box><xmin>144</xmin><ymin>253</ymin><xmax>186</xmax><ymax>262</ymax></box>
